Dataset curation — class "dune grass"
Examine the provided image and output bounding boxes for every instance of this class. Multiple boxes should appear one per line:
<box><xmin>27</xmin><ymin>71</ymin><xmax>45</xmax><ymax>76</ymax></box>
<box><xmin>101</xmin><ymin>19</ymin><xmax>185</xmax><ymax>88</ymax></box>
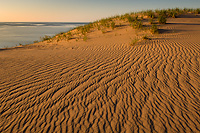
<box><xmin>37</xmin><ymin>8</ymin><xmax>199</xmax><ymax>43</ymax></box>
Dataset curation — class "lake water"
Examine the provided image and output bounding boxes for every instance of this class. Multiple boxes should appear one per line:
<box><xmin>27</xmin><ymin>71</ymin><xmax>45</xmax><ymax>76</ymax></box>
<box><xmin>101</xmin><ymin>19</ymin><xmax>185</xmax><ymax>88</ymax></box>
<box><xmin>0</xmin><ymin>22</ymin><xmax>88</xmax><ymax>48</ymax></box>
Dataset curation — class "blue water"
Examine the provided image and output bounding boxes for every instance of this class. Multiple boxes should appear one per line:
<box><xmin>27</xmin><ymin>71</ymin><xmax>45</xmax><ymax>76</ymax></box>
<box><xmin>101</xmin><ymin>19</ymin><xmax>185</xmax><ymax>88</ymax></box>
<box><xmin>0</xmin><ymin>22</ymin><xmax>88</xmax><ymax>48</ymax></box>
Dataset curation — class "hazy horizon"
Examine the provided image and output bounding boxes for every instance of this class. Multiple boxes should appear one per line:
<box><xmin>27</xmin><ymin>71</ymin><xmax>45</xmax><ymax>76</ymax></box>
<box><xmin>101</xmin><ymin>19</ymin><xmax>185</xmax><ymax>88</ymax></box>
<box><xmin>1</xmin><ymin>0</ymin><xmax>200</xmax><ymax>22</ymax></box>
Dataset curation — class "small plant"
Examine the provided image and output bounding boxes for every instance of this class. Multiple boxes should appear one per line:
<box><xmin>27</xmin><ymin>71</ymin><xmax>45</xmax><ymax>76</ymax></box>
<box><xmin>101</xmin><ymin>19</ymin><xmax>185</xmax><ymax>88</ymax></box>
<box><xmin>33</xmin><ymin>40</ymin><xmax>39</xmax><ymax>43</ymax></box>
<box><xmin>101</xmin><ymin>29</ymin><xmax>106</xmax><ymax>34</ymax></box>
<box><xmin>158</xmin><ymin>15</ymin><xmax>167</xmax><ymax>24</ymax></box>
<box><xmin>63</xmin><ymin>34</ymin><xmax>67</xmax><ymax>38</ymax></box>
<box><xmin>195</xmin><ymin>9</ymin><xmax>200</xmax><ymax>14</ymax></box>
<box><xmin>149</xmin><ymin>18</ymin><xmax>154</xmax><ymax>24</ymax></box>
<box><xmin>142</xmin><ymin>35</ymin><xmax>151</xmax><ymax>40</ymax></box>
<box><xmin>127</xmin><ymin>15</ymin><xmax>135</xmax><ymax>23</ymax></box>
<box><xmin>19</xmin><ymin>43</ymin><xmax>23</xmax><ymax>46</ymax></box>
<box><xmin>147</xmin><ymin>10</ymin><xmax>155</xmax><ymax>18</ymax></box>
<box><xmin>150</xmin><ymin>24</ymin><xmax>159</xmax><ymax>34</ymax></box>
<box><xmin>132</xmin><ymin>20</ymin><xmax>143</xmax><ymax>29</ymax></box>
<box><xmin>111</xmin><ymin>21</ymin><xmax>115</xmax><ymax>30</ymax></box>
<box><xmin>141</xmin><ymin>16</ymin><xmax>144</xmax><ymax>20</ymax></box>
<box><xmin>41</xmin><ymin>35</ymin><xmax>52</xmax><ymax>41</ymax></box>
<box><xmin>135</xmin><ymin>15</ymin><xmax>138</xmax><ymax>20</ymax></box>
<box><xmin>83</xmin><ymin>35</ymin><xmax>88</xmax><ymax>41</ymax></box>
<box><xmin>168</xmin><ymin>11</ymin><xmax>177</xmax><ymax>18</ymax></box>
<box><xmin>67</xmin><ymin>32</ymin><xmax>72</xmax><ymax>40</ymax></box>
<box><xmin>130</xmin><ymin>39</ymin><xmax>139</xmax><ymax>46</ymax></box>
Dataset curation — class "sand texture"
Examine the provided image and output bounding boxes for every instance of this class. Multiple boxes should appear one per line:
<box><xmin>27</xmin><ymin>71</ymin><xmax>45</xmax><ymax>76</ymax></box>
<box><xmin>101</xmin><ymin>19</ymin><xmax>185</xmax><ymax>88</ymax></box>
<box><xmin>0</xmin><ymin>16</ymin><xmax>200</xmax><ymax>132</ymax></box>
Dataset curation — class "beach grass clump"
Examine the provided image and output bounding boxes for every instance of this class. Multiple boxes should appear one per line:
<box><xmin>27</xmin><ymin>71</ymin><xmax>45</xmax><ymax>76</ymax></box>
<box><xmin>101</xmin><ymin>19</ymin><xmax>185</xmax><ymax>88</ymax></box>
<box><xmin>41</xmin><ymin>35</ymin><xmax>52</xmax><ymax>41</ymax></box>
<box><xmin>33</xmin><ymin>40</ymin><xmax>39</xmax><ymax>43</ymax></box>
<box><xmin>127</xmin><ymin>15</ymin><xmax>135</xmax><ymax>23</ymax></box>
<box><xmin>101</xmin><ymin>29</ymin><xmax>106</xmax><ymax>34</ymax></box>
<box><xmin>67</xmin><ymin>32</ymin><xmax>72</xmax><ymax>40</ymax></box>
<box><xmin>168</xmin><ymin>11</ymin><xmax>177</xmax><ymax>18</ymax></box>
<box><xmin>142</xmin><ymin>35</ymin><xmax>151</xmax><ymax>40</ymax></box>
<box><xmin>195</xmin><ymin>8</ymin><xmax>200</xmax><ymax>14</ymax></box>
<box><xmin>111</xmin><ymin>21</ymin><xmax>116</xmax><ymax>30</ymax></box>
<box><xmin>135</xmin><ymin>15</ymin><xmax>139</xmax><ymax>21</ymax></box>
<box><xmin>150</xmin><ymin>24</ymin><xmax>159</xmax><ymax>34</ymax></box>
<box><xmin>132</xmin><ymin>20</ymin><xmax>143</xmax><ymax>29</ymax></box>
<box><xmin>158</xmin><ymin>15</ymin><xmax>167</xmax><ymax>24</ymax></box>
<box><xmin>83</xmin><ymin>35</ymin><xmax>88</xmax><ymax>41</ymax></box>
<box><xmin>147</xmin><ymin>10</ymin><xmax>155</xmax><ymax>18</ymax></box>
<box><xmin>100</xmin><ymin>19</ymin><xmax>110</xmax><ymax>28</ymax></box>
<box><xmin>149</xmin><ymin>18</ymin><xmax>154</xmax><ymax>24</ymax></box>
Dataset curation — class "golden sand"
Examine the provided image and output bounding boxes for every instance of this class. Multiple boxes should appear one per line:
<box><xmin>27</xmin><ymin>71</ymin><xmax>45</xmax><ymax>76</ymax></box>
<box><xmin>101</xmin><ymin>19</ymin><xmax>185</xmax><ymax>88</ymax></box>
<box><xmin>0</xmin><ymin>15</ymin><xmax>200</xmax><ymax>132</ymax></box>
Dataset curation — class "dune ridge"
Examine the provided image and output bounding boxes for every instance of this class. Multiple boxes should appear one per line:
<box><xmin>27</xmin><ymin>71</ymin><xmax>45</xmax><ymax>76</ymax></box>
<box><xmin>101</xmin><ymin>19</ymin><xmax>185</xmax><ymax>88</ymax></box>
<box><xmin>0</xmin><ymin>15</ymin><xmax>200</xmax><ymax>132</ymax></box>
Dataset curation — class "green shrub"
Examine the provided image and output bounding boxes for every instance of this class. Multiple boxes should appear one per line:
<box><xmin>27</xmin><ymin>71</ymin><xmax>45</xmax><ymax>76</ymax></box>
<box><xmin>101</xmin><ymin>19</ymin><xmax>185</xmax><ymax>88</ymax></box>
<box><xmin>135</xmin><ymin>15</ymin><xmax>138</xmax><ymax>20</ymax></box>
<box><xmin>111</xmin><ymin>21</ymin><xmax>115</xmax><ymax>30</ymax></box>
<box><xmin>83</xmin><ymin>35</ymin><xmax>88</xmax><ymax>41</ymax></box>
<box><xmin>142</xmin><ymin>35</ymin><xmax>151</xmax><ymax>40</ymax></box>
<box><xmin>41</xmin><ymin>35</ymin><xmax>52</xmax><ymax>41</ymax></box>
<box><xmin>168</xmin><ymin>11</ymin><xmax>177</xmax><ymax>18</ymax></box>
<box><xmin>33</xmin><ymin>40</ymin><xmax>39</xmax><ymax>43</ymax></box>
<box><xmin>132</xmin><ymin>20</ymin><xmax>143</xmax><ymax>29</ymax></box>
<box><xmin>158</xmin><ymin>15</ymin><xmax>167</xmax><ymax>24</ymax></box>
<box><xmin>195</xmin><ymin>9</ymin><xmax>200</xmax><ymax>14</ymax></box>
<box><xmin>147</xmin><ymin>10</ymin><xmax>155</xmax><ymax>18</ymax></box>
<box><xmin>101</xmin><ymin>29</ymin><xmax>106</xmax><ymax>34</ymax></box>
<box><xmin>67</xmin><ymin>32</ymin><xmax>72</xmax><ymax>40</ymax></box>
<box><xmin>127</xmin><ymin>15</ymin><xmax>135</xmax><ymax>23</ymax></box>
<box><xmin>141</xmin><ymin>16</ymin><xmax>144</xmax><ymax>20</ymax></box>
<box><xmin>150</xmin><ymin>24</ymin><xmax>159</xmax><ymax>34</ymax></box>
<box><xmin>149</xmin><ymin>18</ymin><xmax>154</xmax><ymax>24</ymax></box>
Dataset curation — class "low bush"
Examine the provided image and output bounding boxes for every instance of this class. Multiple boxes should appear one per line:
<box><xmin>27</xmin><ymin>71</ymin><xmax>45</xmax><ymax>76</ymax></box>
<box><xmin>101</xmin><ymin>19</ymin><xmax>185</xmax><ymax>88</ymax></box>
<box><xmin>111</xmin><ymin>21</ymin><xmax>115</xmax><ymax>30</ymax></box>
<box><xmin>149</xmin><ymin>18</ymin><xmax>154</xmax><ymax>24</ymax></box>
<box><xmin>132</xmin><ymin>20</ymin><xmax>143</xmax><ymax>29</ymax></box>
<box><xmin>41</xmin><ymin>35</ymin><xmax>52</xmax><ymax>41</ymax></box>
<box><xmin>158</xmin><ymin>15</ymin><xmax>167</xmax><ymax>24</ymax></box>
<box><xmin>142</xmin><ymin>35</ymin><xmax>151</xmax><ymax>40</ymax></box>
<box><xmin>150</xmin><ymin>24</ymin><xmax>159</xmax><ymax>34</ymax></box>
<box><xmin>83</xmin><ymin>35</ymin><xmax>88</xmax><ymax>41</ymax></box>
<box><xmin>127</xmin><ymin>15</ymin><xmax>135</xmax><ymax>23</ymax></box>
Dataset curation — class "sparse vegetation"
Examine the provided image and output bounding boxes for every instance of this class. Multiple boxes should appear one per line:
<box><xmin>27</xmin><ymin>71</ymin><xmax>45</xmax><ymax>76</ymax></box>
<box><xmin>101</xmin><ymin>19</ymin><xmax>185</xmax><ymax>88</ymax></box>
<box><xmin>127</xmin><ymin>15</ymin><xmax>135</xmax><ymax>23</ymax></box>
<box><xmin>111</xmin><ymin>21</ymin><xmax>115</xmax><ymax>30</ymax></box>
<box><xmin>149</xmin><ymin>18</ymin><xmax>154</xmax><ymax>24</ymax></box>
<box><xmin>150</xmin><ymin>24</ymin><xmax>159</xmax><ymax>34</ymax></box>
<box><xmin>142</xmin><ymin>35</ymin><xmax>151</xmax><ymax>40</ymax></box>
<box><xmin>32</xmin><ymin>8</ymin><xmax>199</xmax><ymax>44</ymax></box>
<box><xmin>83</xmin><ymin>35</ymin><xmax>88</xmax><ymax>41</ymax></box>
<box><xmin>67</xmin><ymin>32</ymin><xmax>72</xmax><ymax>40</ymax></box>
<box><xmin>41</xmin><ymin>35</ymin><xmax>52</xmax><ymax>41</ymax></box>
<box><xmin>132</xmin><ymin>20</ymin><xmax>143</xmax><ymax>29</ymax></box>
<box><xmin>33</xmin><ymin>40</ymin><xmax>39</xmax><ymax>43</ymax></box>
<box><xmin>158</xmin><ymin>15</ymin><xmax>167</xmax><ymax>24</ymax></box>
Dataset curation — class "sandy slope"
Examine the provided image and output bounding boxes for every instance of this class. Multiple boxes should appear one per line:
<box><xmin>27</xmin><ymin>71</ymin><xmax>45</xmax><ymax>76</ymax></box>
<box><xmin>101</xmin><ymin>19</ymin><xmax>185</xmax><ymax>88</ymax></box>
<box><xmin>0</xmin><ymin>16</ymin><xmax>200</xmax><ymax>133</ymax></box>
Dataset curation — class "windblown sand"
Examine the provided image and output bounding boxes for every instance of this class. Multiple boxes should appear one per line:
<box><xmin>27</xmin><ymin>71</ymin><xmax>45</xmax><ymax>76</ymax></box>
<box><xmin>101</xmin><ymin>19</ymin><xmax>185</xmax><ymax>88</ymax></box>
<box><xmin>0</xmin><ymin>16</ymin><xmax>200</xmax><ymax>132</ymax></box>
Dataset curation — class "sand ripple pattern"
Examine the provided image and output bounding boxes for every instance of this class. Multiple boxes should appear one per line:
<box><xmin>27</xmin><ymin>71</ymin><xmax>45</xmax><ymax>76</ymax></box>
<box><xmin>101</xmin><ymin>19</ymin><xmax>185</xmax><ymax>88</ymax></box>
<box><xmin>0</xmin><ymin>20</ymin><xmax>200</xmax><ymax>133</ymax></box>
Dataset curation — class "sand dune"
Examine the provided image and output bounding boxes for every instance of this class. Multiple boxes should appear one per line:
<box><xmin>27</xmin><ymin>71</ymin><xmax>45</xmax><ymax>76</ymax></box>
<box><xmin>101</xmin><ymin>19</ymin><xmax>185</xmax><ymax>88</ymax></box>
<box><xmin>0</xmin><ymin>16</ymin><xmax>200</xmax><ymax>132</ymax></box>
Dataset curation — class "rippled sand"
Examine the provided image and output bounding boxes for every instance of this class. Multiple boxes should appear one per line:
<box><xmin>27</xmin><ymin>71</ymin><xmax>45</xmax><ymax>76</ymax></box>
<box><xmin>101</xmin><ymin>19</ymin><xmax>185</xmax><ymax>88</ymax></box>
<box><xmin>0</xmin><ymin>16</ymin><xmax>200</xmax><ymax>132</ymax></box>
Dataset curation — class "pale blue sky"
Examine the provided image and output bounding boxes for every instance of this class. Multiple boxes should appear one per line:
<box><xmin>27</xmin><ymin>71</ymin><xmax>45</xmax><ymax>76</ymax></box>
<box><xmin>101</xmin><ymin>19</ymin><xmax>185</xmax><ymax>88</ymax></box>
<box><xmin>1</xmin><ymin>0</ymin><xmax>199</xmax><ymax>22</ymax></box>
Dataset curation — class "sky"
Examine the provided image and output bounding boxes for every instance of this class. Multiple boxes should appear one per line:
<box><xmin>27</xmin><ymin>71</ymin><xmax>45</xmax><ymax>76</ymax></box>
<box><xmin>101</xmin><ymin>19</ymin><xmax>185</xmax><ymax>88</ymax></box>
<box><xmin>1</xmin><ymin>0</ymin><xmax>200</xmax><ymax>22</ymax></box>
